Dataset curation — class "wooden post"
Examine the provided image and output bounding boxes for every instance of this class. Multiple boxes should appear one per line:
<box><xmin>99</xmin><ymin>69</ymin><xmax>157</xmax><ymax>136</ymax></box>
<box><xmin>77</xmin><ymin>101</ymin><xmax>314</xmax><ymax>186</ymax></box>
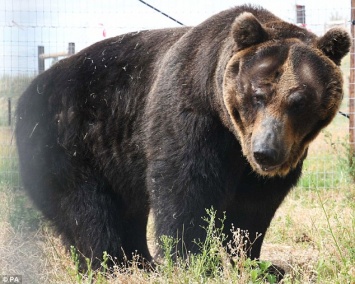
<box><xmin>350</xmin><ymin>1</ymin><xmax>355</xmax><ymax>154</ymax></box>
<box><xmin>38</xmin><ymin>45</ymin><xmax>45</xmax><ymax>74</ymax></box>
<box><xmin>68</xmin><ymin>42</ymin><xmax>75</xmax><ymax>55</ymax></box>
<box><xmin>8</xmin><ymin>98</ymin><xmax>11</xmax><ymax>126</ymax></box>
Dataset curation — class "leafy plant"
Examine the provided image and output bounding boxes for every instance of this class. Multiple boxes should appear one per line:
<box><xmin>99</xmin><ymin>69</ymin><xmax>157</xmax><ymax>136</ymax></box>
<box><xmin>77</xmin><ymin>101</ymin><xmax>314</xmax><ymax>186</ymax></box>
<box><xmin>158</xmin><ymin>208</ymin><xmax>279</xmax><ymax>283</ymax></box>
<box><xmin>323</xmin><ymin>130</ymin><xmax>355</xmax><ymax>182</ymax></box>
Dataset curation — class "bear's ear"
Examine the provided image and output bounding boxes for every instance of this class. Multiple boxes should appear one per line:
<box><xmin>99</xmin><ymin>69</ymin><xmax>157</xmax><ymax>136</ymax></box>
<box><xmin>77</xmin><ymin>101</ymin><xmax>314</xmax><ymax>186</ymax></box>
<box><xmin>231</xmin><ymin>12</ymin><xmax>268</xmax><ymax>51</ymax></box>
<box><xmin>317</xmin><ymin>28</ymin><xmax>351</xmax><ymax>65</ymax></box>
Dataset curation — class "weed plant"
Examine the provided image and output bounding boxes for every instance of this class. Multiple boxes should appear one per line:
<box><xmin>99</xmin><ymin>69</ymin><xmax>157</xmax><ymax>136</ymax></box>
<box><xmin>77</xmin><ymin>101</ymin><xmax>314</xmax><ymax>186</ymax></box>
<box><xmin>68</xmin><ymin>208</ymin><xmax>279</xmax><ymax>284</ymax></box>
<box><xmin>0</xmin><ymin>128</ymin><xmax>354</xmax><ymax>283</ymax></box>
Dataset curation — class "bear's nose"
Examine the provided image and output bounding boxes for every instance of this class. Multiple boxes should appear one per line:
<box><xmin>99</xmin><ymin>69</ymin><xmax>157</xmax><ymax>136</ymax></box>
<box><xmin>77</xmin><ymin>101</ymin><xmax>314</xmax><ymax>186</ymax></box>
<box><xmin>253</xmin><ymin>148</ymin><xmax>279</xmax><ymax>168</ymax></box>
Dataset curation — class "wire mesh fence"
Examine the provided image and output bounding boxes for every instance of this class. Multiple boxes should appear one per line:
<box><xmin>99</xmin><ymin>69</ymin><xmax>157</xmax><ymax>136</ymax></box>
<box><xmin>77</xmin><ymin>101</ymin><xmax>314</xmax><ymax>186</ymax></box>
<box><xmin>0</xmin><ymin>0</ymin><xmax>354</xmax><ymax>190</ymax></box>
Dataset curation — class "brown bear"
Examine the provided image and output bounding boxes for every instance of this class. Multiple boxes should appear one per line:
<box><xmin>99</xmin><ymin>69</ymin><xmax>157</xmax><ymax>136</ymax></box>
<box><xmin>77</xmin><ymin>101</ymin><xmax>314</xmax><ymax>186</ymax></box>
<box><xmin>15</xmin><ymin>4</ymin><xmax>350</xmax><ymax>271</ymax></box>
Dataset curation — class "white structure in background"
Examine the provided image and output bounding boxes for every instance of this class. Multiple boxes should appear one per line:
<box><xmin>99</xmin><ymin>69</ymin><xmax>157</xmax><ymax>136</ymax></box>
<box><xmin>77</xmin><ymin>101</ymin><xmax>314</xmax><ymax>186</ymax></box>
<box><xmin>0</xmin><ymin>0</ymin><xmax>349</xmax><ymax>75</ymax></box>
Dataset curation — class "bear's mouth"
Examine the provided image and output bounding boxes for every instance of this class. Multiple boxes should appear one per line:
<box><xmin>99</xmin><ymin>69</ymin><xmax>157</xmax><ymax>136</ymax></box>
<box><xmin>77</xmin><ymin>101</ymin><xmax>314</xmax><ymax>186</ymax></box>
<box><xmin>251</xmin><ymin>155</ymin><xmax>288</xmax><ymax>176</ymax></box>
<box><xmin>254</xmin><ymin>161</ymin><xmax>281</xmax><ymax>175</ymax></box>
<box><xmin>252</xmin><ymin>156</ymin><xmax>296</xmax><ymax>177</ymax></box>
<box><xmin>251</xmin><ymin>148</ymin><xmax>285</xmax><ymax>175</ymax></box>
<box><xmin>259</xmin><ymin>164</ymin><xmax>279</xmax><ymax>172</ymax></box>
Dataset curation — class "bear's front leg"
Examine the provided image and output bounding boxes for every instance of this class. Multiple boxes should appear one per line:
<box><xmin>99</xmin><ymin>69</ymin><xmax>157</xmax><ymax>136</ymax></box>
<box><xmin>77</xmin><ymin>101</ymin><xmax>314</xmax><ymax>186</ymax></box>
<box><xmin>146</xmin><ymin>112</ymin><xmax>241</xmax><ymax>259</ymax></box>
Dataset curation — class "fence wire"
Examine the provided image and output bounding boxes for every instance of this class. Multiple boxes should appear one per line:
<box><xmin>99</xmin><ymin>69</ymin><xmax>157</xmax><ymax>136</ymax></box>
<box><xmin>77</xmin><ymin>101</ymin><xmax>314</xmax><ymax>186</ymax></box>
<box><xmin>0</xmin><ymin>0</ymin><xmax>354</xmax><ymax>190</ymax></box>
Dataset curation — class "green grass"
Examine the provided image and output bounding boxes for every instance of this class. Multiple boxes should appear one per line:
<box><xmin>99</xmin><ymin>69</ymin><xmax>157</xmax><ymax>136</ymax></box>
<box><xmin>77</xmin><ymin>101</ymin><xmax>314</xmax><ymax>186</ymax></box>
<box><xmin>61</xmin><ymin>187</ymin><xmax>355</xmax><ymax>284</ymax></box>
<box><xmin>7</xmin><ymin>188</ymin><xmax>41</xmax><ymax>231</ymax></box>
<box><xmin>298</xmin><ymin>154</ymin><xmax>351</xmax><ymax>190</ymax></box>
<box><xmin>66</xmin><ymin>209</ymin><xmax>280</xmax><ymax>284</ymax></box>
<box><xmin>316</xmin><ymin>191</ymin><xmax>355</xmax><ymax>282</ymax></box>
<box><xmin>0</xmin><ymin>75</ymin><xmax>33</xmax><ymax>99</ymax></box>
<box><xmin>0</xmin><ymin>128</ymin><xmax>20</xmax><ymax>187</ymax></box>
<box><xmin>0</xmin><ymin>97</ymin><xmax>354</xmax><ymax>282</ymax></box>
<box><xmin>0</xmin><ymin>131</ymin><xmax>354</xmax><ymax>283</ymax></box>
<box><xmin>0</xmin><ymin>75</ymin><xmax>33</xmax><ymax>126</ymax></box>
<box><xmin>0</xmin><ymin>150</ymin><xmax>20</xmax><ymax>187</ymax></box>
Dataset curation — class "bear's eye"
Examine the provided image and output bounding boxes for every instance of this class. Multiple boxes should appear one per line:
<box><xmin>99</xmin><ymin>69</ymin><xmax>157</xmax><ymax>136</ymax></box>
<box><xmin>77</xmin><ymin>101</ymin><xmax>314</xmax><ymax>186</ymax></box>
<box><xmin>252</xmin><ymin>94</ymin><xmax>265</xmax><ymax>107</ymax></box>
<box><xmin>288</xmin><ymin>93</ymin><xmax>307</xmax><ymax>113</ymax></box>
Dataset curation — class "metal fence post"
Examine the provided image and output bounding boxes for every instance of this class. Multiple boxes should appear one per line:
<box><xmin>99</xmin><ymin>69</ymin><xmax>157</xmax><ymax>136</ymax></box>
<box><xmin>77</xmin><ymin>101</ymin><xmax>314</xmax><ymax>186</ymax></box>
<box><xmin>8</xmin><ymin>98</ymin><xmax>11</xmax><ymax>126</ymax></box>
<box><xmin>38</xmin><ymin>45</ymin><xmax>45</xmax><ymax>74</ymax></box>
<box><xmin>68</xmin><ymin>42</ymin><xmax>75</xmax><ymax>55</ymax></box>
<box><xmin>350</xmin><ymin>1</ymin><xmax>355</xmax><ymax>155</ymax></box>
<box><xmin>349</xmin><ymin>0</ymin><xmax>355</xmax><ymax>179</ymax></box>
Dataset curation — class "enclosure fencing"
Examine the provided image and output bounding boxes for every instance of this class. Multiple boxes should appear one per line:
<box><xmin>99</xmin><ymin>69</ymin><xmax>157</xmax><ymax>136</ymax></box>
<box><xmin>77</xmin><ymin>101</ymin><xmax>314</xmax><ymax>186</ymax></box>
<box><xmin>0</xmin><ymin>0</ymin><xmax>354</xmax><ymax>190</ymax></box>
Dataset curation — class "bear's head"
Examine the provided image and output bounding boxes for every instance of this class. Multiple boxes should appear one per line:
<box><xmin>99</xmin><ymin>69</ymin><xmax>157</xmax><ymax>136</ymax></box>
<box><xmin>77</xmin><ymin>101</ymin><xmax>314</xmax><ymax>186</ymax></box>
<box><xmin>223</xmin><ymin>12</ymin><xmax>351</xmax><ymax>177</ymax></box>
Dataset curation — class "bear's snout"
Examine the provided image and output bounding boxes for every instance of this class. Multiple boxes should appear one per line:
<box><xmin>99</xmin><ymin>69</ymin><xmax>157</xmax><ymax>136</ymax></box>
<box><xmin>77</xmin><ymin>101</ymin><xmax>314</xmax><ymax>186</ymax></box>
<box><xmin>251</xmin><ymin>117</ymin><xmax>288</xmax><ymax>172</ymax></box>
<box><xmin>253</xmin><ymin>147</ymin><xmax>280</xmax><ymax>171</ymax></box>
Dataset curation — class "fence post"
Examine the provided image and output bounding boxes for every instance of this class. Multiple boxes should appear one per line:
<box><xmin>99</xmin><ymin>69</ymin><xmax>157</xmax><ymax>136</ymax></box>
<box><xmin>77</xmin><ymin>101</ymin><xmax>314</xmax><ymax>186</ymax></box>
<box><xmin>38</xmin><ymin>45</ymin><xmax>45</xmax><ymax>74</ymax></box>
<box><xmin>8</xmin><ymin>98</ymin><xmax>11</xmax><ymax>126</ymax></box>
<box><xmin>350</xmin><ymin>1</ymin><xmax>355</xmax><ymax>156</ymax></box>
<box><xmin>68</xmin><ymin>42</ymin><xmax>75</xmax><ymax>55</ymax></box>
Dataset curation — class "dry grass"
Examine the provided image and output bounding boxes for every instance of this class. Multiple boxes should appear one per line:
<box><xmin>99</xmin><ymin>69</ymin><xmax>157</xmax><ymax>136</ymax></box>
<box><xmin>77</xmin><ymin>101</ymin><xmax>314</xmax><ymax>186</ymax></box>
<box><xmin>0</xmin><ymin>181</ymin><xmax>354</xmax><ymax>283</ymax></box>
<box><xmin>0</xmin><ymin>96</ymin><xmax>354</xmax><ymax>282</ymax></box>
<box><xmin>262</xmin><ymin>186</ymin><xmax>355</xmax><ymax>283</ymax></box>
<box><xmin>0</xmin><ymin>185</ymin><xmax>73</xmax><ymax>283</ymax></box>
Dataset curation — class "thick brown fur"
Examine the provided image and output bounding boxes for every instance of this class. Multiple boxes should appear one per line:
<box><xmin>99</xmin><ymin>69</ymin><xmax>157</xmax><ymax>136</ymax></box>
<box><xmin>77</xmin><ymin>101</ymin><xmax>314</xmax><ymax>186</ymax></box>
<box><xmin>15</xmin><ymin>5</ymin><xmax>350</xmax><ymax>270</ymax></box>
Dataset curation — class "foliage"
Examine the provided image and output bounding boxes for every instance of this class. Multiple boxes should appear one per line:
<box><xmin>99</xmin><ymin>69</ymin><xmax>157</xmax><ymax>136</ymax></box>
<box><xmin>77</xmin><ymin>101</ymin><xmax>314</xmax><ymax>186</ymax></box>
<box><xmin>0</xmin><ymin>75</ymin><xmax>33</xmax><ymax>99</ymax></box>
<box><xmin>323</xmin><ymin>130</ymin><xmax>355</xmax><ymax>182</ymax></box>
<box><xmin>0</xmin><ymin>75</ymin><xmax>34</xmax><ymax>126</ymax></box>
<box><xmin>0</xmin><ymin>127</ymin><xmax>354</xmax><ymax>283</ymax></box>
